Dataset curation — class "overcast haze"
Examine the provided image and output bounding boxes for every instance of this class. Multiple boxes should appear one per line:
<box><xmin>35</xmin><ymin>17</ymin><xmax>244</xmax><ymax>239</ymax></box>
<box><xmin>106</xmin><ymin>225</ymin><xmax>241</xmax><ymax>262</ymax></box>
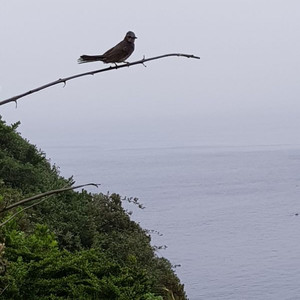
<box><xmin>1</xmin><ymin>0</ymin><xmax>300</xmax><ymax>148</ymax></box>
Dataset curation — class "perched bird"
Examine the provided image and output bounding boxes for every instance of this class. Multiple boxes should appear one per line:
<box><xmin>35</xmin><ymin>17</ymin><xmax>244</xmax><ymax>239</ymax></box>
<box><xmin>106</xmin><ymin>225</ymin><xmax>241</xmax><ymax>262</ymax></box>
<box><xmin>78</xmin><ymin>31</ymin><xmax>137</xmax><ymax>64</ymax></box>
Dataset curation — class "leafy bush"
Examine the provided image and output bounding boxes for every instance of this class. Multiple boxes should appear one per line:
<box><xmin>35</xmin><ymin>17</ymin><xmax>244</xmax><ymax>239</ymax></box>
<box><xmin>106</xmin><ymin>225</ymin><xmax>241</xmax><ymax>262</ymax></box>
<box><xmin>0</xmin><ymin>224</ymin><xmax>155</xmax><ymax>299</ymax></box>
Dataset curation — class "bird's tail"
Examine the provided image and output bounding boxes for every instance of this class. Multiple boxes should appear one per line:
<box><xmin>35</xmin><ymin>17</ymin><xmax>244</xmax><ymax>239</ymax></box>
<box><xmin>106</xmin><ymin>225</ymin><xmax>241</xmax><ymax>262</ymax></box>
<box><xmin>77</xmin><ymin>55</ymin><xmax>104</xmax><ymax>64</ymax></box>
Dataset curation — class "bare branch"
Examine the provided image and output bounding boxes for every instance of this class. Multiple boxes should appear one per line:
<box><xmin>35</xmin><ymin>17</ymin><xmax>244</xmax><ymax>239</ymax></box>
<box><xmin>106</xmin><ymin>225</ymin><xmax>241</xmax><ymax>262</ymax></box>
<box><xmin>0</xmin><ymin>53</ymin><xmax>200</xmax><ymax>107</ymax></box>
<box><xmin>0</xmin><ymin>183</ymin><xmax>99</xmax><ymax>213</ymax></box>
<box><xmin>0</xmin><ymin>285</ymin><xmax>9</xmax><ymax>296</ymax></box>
<box><xmin>0</xmin><ymin>197</ymin><xmax>49</xmax><ymax>228</ymax></box>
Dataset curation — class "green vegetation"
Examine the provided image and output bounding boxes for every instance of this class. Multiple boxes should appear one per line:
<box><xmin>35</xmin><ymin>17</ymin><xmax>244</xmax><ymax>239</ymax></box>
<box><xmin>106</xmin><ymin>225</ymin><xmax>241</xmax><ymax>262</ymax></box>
<box><xmin>0</xmin><ymin>117</ymin><xmax>187</xmax><ymax>299</ymax></box>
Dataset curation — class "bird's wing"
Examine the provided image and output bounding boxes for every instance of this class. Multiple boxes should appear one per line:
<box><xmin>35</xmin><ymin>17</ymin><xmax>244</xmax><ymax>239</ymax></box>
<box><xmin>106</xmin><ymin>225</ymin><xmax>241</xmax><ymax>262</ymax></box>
<box><xmin>102</xmin><ymin>41</ymin><xmax>126</xmax><ymax>57</ymax></box>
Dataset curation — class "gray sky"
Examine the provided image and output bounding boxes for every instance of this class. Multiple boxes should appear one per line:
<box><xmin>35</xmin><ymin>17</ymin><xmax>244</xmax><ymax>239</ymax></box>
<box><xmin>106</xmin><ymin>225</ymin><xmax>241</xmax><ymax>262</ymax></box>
<box><xmin>1</xmin><ymin>0</ymin><xmax>300</xmax><ymax>149</ymax></box>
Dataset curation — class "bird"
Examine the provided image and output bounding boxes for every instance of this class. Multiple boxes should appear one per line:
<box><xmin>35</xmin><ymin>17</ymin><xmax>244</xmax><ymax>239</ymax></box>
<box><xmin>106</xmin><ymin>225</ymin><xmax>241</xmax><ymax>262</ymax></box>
<box><xmin>78</xmin><ymin>31</ymin><xmax>137</xmax><ymax>64</ymax></box>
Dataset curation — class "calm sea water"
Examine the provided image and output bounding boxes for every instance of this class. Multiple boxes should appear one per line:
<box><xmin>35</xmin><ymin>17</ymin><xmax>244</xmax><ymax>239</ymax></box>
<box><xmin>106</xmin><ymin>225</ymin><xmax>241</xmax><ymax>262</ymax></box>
<box><xmin>44</xmin><ymin>143</ymin><xmax>300</xmax><ymax>300</ymax></box>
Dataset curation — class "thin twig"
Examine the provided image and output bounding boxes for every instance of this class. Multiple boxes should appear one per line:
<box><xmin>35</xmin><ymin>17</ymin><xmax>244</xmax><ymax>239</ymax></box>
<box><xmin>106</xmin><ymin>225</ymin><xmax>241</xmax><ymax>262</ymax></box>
<box><xmin>0</xmin><ymin>183</ymin><xmax>99</xmax><ymax>213</ymax></box>
<box><xmin>0</xmin><ymin>183</ymin><xmax>70</xmax><ymax>227</ymax></box>
<box><xmin>0</xmin><ymin>285</ymin><xmax>9</xmax><ymax>296</ymax></box>
<box><xmin>0</xmin><ymin>196</ymin><xmax>49</xmax><ymax>228</ymax></box>
<box><xmin>0</xmin><ymin>53</ymin><xmax>200</xmax><ymax>106</ymax></box>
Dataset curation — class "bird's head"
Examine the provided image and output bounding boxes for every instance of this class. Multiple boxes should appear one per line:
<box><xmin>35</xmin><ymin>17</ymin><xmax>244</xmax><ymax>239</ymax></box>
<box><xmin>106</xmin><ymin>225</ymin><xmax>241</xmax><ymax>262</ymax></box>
<box><xmin>125</xmin><ymin>31</ymin><xmax>137</xmax><ymax>43</ymax></box>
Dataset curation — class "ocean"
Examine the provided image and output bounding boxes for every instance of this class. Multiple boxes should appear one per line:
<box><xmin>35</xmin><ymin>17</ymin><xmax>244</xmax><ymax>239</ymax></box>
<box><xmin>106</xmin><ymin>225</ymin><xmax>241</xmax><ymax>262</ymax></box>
<box><xmin>43</xmin><ymin>143</ymin><xmax>300</xmax><ymax>300</ymax></box>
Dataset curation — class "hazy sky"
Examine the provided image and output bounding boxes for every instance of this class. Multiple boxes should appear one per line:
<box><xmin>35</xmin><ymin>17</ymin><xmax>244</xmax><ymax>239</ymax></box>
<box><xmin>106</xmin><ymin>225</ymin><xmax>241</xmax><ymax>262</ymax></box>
<box><xmin>1</xmin><ymin>0</ymin><xmax>300</xmax><ymax>149</ymax></box>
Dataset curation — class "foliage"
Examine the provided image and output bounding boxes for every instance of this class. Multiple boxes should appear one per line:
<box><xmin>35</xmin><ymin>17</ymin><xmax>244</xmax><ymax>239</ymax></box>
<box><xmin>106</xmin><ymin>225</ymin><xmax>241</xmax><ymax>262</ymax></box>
<box><xmin>0</xmin><ymin>117</ymin><xmax>68</xmax><ymax>196</ymax></box>
<box><xmin>0</xmin><ymin>117</ymin><xmax>187</xmax><ymax>299</ymax></box>
<box><xmin>0</xmin><ymin>224</ymin><xmax>154</xmax><ymax>299</ymax></box>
